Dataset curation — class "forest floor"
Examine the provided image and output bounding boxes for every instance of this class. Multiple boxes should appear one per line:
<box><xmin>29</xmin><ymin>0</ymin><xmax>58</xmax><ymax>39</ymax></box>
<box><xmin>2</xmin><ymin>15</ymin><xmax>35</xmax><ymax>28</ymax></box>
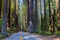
<box><xmin>37</xmin><ymin>35</ymin><xmax>60</xmax><ymax>40</ymax></box>
<box><xmin>31</xmin><ymin>33</ymin><xmax>60</xmax><ymax>40</ymax></box>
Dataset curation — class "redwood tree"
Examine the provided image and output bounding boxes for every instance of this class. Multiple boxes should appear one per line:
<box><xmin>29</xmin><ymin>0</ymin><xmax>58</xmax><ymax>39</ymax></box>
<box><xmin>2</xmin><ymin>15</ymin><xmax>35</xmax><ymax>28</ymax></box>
<box><xmin>44</xmin><ymin>0</ymin><xmax>47</xmax><ymax>31</ymax></box>
<box><xmin>7</xmin><ymin>0</ymin><xmax>11</xmax><ymax>28</ymax></box>
<box><xmin>0</xmin><ymin>0</ymin><xmax>2</xmax><ymax>18</ymax></box>
<box><xmin>14</xmin><ymin>0</ymin><xmax>18</xmax><ymax>32</ymax></box>
<box><xmin>33</xmin><ymin>0</ymin><xmax>37</xmax><ymax>32</ymax></box>
<box><xmin>28</xmin><ymin>0</ymin><xmax>34</xmax><ymax>32</ymax></box>
<box><xmin>2</xmin><ymin>0</ymin><xmax>9</xmax><ymax>36</ymax></box>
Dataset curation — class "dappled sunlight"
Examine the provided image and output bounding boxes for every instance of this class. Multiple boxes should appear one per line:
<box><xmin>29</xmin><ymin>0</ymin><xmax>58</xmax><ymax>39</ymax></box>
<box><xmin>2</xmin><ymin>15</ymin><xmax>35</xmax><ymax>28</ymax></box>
<box><xmin>53</xmin><ymin>38</ymin><xmax>60</xmax><ymax>40</ymax></box>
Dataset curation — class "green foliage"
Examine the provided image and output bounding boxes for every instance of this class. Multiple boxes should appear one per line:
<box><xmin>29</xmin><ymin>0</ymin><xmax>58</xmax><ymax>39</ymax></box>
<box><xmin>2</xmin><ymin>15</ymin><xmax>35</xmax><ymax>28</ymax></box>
<box><xmin>11</xmin><ymin>0</ymin><xmax>14</xmax><ymax>12</ymax></box>
<box><xmin>56</xmin><ymin>31</ymin><xmax>60</xmax><ymax>37</ymax></box>
<box><xmin>0</xmin><ymin>19</ymin><xmax>2</xmax><ymax>32</ymax></box>
<box><xmin>0</xmin><ymin>33</ymin><xmax>3</xmax><ymax>39</ymax></box>
<box><xmin>0</xmin><ymin>0</ymin><xmax>59</xmax><ymax>36</ymax></box>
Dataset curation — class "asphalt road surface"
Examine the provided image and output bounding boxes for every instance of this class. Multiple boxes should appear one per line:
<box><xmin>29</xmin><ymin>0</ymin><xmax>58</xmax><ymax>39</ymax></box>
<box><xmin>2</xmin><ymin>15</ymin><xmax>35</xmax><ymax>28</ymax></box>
<box><xmin>5</xmin><ymin>32</ymin><xmax>42</xmax><ymax>40</ymax></box>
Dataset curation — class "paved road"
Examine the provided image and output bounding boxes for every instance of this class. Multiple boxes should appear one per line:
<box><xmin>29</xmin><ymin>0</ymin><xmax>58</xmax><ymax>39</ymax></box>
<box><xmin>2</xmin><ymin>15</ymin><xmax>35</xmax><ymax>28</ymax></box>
<box><xmin>5</xmin><ymin>32</ymin><xmax>42</xmax><ymax>40</ymax></box>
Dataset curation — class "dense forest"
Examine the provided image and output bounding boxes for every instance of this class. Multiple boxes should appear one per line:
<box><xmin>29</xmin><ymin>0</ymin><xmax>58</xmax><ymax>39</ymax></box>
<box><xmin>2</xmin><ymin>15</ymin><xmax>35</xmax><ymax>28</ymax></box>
<box><xmin>0</xmin><ymin>0</ymin><xmax>60</xmax><ymax>39</ymax></box>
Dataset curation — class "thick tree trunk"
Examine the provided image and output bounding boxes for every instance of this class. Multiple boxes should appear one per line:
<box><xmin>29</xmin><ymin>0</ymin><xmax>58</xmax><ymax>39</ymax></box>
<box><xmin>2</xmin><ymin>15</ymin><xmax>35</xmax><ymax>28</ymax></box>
<box><xmin>33</xmin><ymin>0</ymin><xmax>37</xmax><ymax>32</ymax></box>
<box><xmin>7</xmin><ymin>0</ymin><xmax>11</xmax><ymax>28</ymax></box>
<box><xmin>2</xmin><ymin>0</ymin><xmax>9</xmax><ymax>36</ymax></box>
<box><xmin>44</xmin><ymin>0</ymin><xmax>46</xmax><ymax>31</ymax></box>
<box><xmin>28</xmin><ymin>0</ymin><xmax>33</xmax><ymax>24</ymax></box>
<box><xmin>0</xmin><ymin>0</ymin><xmax>2</xmax><ymax>18</ymax></box>
<box><xmin>50</xmin><ymin>0</ymin><xmax>58</xmax><ymax>33</ymax></box>
<box><xmin>57</xmin><ymin>0</ymin><xmax>60</xmax><ymax>31</ymax></box>
<box><xmin>51</xmin><ymin>9</ymin><xmax>55</xmax><ymax>33</ymax></box>
<box><xmin>58</xmin><ymin>0</ymin><xmax>60</xmax><ymax>24</ymax></box>
<box><xmin>28</xmin><ymin>0</ymin><xmax>34</xmax><ymax>32</ymax></box>
<box><xmin>48</xmin><ymin>0</ymin><xmax>51</xmax><ymax>26</ymax></box>
<box><xmin>14</xmin><ymin>0</ymin><xmax>18</xmax><ymax>32</ymax></box>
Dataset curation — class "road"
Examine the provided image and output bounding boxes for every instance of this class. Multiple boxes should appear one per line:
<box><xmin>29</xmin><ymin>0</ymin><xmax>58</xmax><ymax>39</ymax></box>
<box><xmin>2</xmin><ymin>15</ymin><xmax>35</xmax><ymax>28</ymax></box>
<box><xmin>5</xmin><ymin>32</ymin><xmax>42</xmax><ymax>40</ymax></box>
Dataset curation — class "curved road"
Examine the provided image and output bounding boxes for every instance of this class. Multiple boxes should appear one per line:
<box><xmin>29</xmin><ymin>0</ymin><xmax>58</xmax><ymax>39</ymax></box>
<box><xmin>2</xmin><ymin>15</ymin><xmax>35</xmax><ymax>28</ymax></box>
<box><xmin>5</xmin><ymin>32</ymin><xmax>42</xmax><ymax>40</ymax></box>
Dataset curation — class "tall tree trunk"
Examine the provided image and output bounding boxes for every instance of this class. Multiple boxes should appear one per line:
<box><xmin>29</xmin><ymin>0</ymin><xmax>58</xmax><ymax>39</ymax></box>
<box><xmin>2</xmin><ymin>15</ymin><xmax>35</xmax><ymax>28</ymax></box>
<box><xmin>48</xmin><ymin>0</ymin><xmax>53</xmax><ymax>32</ymax></box>
<box><xmin>56</xmin><ymin>0</ymin><xmax>59</xmax><ymax>8</ymax></box>
<box><xmin>44</xmin><ymin>0</ymin><xmax>46</xmax><ymax>31</ymax></box>
<box><xmin>28</xmin><ymin>0</ymin><xmax>33</xmax><ymax>24</ymax></box>
<box><xmin>33</xmin><ymin>0</ymin><xmax>37</xmax><ymax>32</ymax></box>
<box><xmin>59</xmin><ymin>0</ymin><xmax>60</xmax><ymax>18</ymax></box>
<box><xmin>7</xmin><ymin>0</ymin><xmax>11</xmax><ymax>28</ymax></box>
<box><xmin>50</xmin><ymin>0</ymin><xmax>57</xmax><ymax>33</ymax></box>
<box><xmin>48</xmin><ymin>0</ymin><xmax>51</xmax><ymax>26</ymax></box>
<box><xmin>14</xmin><ymin>0</ymin><xmax>18</xmax><ymax>32</ymax></box>
<box><xmin>56</xmin><ymin>0</ymin><xmax>60</xmax><ymax>31</ymax></box>
<box><xmin>58</xmin><ymin>0</ymin><xmax>60</xmax><ymax>27</ymax></box>
<box><xmin>51</xmin><ymin>9</ymin><xmax>55</xmax><ymax>33</ymax></box>
<box><xmin>2</xmin><ymin>0</ymin><xmax>9</xmax><ymax>36</ymax></box>
<box><xmin>28</xmin><ymin>0</ymin><xmax>34</xmax><ymax>32</ymax></box>
<box><xmin>0</xmin><ymin>0</ymin><xmax>2</xmax><ymax>18</ymax></box>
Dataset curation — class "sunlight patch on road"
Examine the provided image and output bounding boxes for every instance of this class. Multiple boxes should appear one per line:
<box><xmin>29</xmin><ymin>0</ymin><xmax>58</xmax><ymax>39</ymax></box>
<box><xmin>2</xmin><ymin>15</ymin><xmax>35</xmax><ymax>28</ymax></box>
<box><xmin>23</xmin><ymin>35</ymin><xmax>43</xmax><ymax>40</ymax></box>
<box><xmin>24</xmin><ymin>35</ymin><xmax>36</xmax><ymax>39</ymax></box>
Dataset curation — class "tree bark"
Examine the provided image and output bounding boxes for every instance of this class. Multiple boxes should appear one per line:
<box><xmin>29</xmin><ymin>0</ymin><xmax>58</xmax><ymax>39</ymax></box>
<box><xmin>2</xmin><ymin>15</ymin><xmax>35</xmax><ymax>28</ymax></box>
<box><xmin>33</xmin><ymin>0</ymin><xmax>37</xmax><ymax>32</ymax></box>
<box><xmin>28</xmin><ymin>0</ymin><xmax>33</xmax><ymax>24</ymax></box>
<box><xmin>58</xmin><ymin>0</ymin><xmax>60</xmax><ymax>18</ymax></box>
<box><xmin>51</xmin><ymin>9</ymin><xmax>55</xmax><ymax>33</ymax></box>
<box><xmin>28</xmin><ymin>0</ymin><xmax>34</xmax><ymax>32</ymax></box>
<box><xmin>44</xmin><ymin>0</ymin><xmax>46</xmax><ymax>31</ymax></box>
<box><xmin>14</xmin><ymin>0</ymin><xmax>18</xmax><ymax>32</ymax></box>
<box><xmin>7</xmin><ymin>0</ymin><xmax>11</xmax><ymax>28</ymax></box>
<box><xmin>2</xmin><ymin>0</ymin><xmax>9</xmax><ymax>36</ymax></box>
<box><xmin>0</xmin><ymin>0</ymin><xmax>2</xmax><ymax>18</ymax></box>
<box><xmin>56</xmin><ymin>0</ymin><xmax>60</xmax><ymax>31</ymax></box>
<box><xmin>48</xmin><ymin>0</ymin><xmax>51</xmax><ymax>26</ymax></box>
